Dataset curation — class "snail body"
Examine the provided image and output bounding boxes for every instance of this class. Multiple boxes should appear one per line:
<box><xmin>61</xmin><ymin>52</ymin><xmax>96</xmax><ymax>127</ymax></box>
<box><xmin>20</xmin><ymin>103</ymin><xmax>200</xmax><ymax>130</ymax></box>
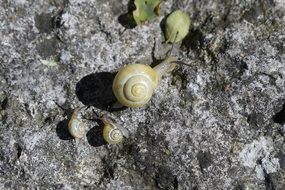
<box><xmin>165</xmin><ymin>10</ymin><xmax>191</xmax><ymax>43</ymax></box>
<box><xmin>112</xmin><ymin>57</ymin><xmax>177</xmax><ymax>108</ymax></box>
<box><xmin>68</xmin><ymin>108</ymin><xmax>86</xmax><ymax>139</ymax></box>
<box><xmin>102</xmin><ymin>117</ymin><xmax>129</xmax><ymax>144</ymax></box>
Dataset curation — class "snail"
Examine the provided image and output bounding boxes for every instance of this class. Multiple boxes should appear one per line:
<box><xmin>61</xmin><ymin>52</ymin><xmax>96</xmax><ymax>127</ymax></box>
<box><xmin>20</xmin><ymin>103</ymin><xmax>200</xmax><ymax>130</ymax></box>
<box><xmin>68</xmin><ymin>107</ymin><xmax>86</xmax><ymax>139</ymax></box>
<box><xmin>101</xmin><ymin>116</ymin><xmax>129</xmax><ymax>144</ymax></box>
<box><xmin>165</xmin><ymin>10</ymin><xmax>191</xmax><ymax>43</ymax></box>
<box><xmin>112</xmin><ymin>56</ymin><xmax>177</xmax><ymax>108</ymax></box>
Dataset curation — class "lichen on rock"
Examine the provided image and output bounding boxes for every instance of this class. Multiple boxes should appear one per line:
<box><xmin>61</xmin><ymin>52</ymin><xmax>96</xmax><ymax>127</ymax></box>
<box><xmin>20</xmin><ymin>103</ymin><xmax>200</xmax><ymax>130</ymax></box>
<box><xmin>0</xmin><ymin>0</ymin><xmax>285</xmax><ymax>189</ymax></box>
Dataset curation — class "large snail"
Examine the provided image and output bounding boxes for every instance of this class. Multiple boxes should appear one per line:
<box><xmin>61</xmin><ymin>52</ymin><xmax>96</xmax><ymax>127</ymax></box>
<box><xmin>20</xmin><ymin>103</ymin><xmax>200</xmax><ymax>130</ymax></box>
<box><xmin>112</xmin><ymin>56</ymin><xmax>177</xmax><ymax>108</ymax></box>
<box><xmin>68</xmin><ymin>107</ymin><xmax>86</xmax><ymax>139</ymax></box>
<box><xmin>101</xmin><ymin>116</ymin><xmax>129</xmax><ymax>144</ymax></box>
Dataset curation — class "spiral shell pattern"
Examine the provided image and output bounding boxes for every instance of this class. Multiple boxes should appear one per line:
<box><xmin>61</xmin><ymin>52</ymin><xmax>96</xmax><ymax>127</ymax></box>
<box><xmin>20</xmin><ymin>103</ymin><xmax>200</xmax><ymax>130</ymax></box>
<box><xmin>103</xmin><ymin>124</ymin><xmax>123</xmax><ymax>144</ymax></box>
<box><xmin>113</xmin><ymin>64</ymin><xmax>159</xmax><ymax>108</ymax></box>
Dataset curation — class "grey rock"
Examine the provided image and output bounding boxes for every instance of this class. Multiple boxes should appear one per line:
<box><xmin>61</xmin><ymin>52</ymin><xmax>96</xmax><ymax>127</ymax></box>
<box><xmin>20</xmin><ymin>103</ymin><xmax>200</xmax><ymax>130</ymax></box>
<box><xmin>0</xmin><ymin>0</ymin><xmax>285</xmax><ymax>189</ymax></box>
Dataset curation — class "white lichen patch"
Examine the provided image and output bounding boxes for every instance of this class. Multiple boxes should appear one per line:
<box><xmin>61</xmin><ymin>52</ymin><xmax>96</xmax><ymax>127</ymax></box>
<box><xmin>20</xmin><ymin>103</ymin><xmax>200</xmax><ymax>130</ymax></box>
<box><xmin>102</xmin><ymin>177</ymin><xmax>133</xmax><ymax>190</ymax></box>
<box><xmin>239</xmin><ymin>136</ymin><xmax>280</xmax><ymax>179</ymax></box>
<box><xmin>61</xmin><ymin>12</ymin><xmax>80</xmax><ymax>36</ymax></box>
<box><xmin>275</xmin><ymin>0</ymin><xmax>285</xmax><ymax>9</ymax></box>
<box><xmin>22</xmin><ymin>130</ymin><xmax>44</xmax><ymax>150</ymax></box>
<box><xmin>40</xmin><ymin>59</ymin><xmax>58</xmax><ymax>66</ymax></box>
<box><xmin>12</xmin><ymin>0</ymin><xmax>27</xmax><ymax>6</ymax></box>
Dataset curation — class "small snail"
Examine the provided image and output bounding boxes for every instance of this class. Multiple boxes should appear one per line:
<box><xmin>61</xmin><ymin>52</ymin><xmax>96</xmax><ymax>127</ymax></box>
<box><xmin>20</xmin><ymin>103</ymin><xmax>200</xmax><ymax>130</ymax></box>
<box><xmin>165</xmin><ymin>10</ymin><xmax>191</xmax><ymax>43</ymax></box>
<box><xmin>101</xmin><ymin>116</ymin><xmax>129</xmax><ymax>144</ymax></box>
<box><xmin>68</xmin><ymin>107</ymin><xmax>86</xmax><ymax>139</ymax></box>
<box><xmin>112</xmin><ymin>56</ymin><xmax>177</xmax><ymax>108</ymax></box>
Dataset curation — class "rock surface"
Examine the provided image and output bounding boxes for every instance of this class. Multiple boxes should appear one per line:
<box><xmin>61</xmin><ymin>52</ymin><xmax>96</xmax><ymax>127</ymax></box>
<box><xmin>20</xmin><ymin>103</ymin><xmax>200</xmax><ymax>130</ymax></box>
<box><xmin>0</xmin><ymin>0</ymin><xmax>285</xmax><ymax>189</ymax></box>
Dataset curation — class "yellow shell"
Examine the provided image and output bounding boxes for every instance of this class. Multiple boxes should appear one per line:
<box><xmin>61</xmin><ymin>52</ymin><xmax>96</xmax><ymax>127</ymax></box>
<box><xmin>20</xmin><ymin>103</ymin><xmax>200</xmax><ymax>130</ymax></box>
<box><xmin>165</xmin><ymin>10</ymin><xmax>191</xmax><ymax>43</ymax></box>
<box><xmin>112</xmin><ymin>64</ymin><xmax>159</xmax><ymax>108</ymax></box>
<box><xmin>103</xmin><ymin>123</ymin><xmax>124</xmax><ymax>144</ymax></box>
<box><xmin>68</xmin><ymin>108</ymin><xmax>86</xmax><ymax>139</ymax></box>
<box><xmin>68</xmin><ymin>117</ymin><xmax>86</xmax><ymax>139</ymax></box>
<box><xmin>112</xmin><ymin>57</ymin><xmax>177</xmax><ymax>108</ymax></box>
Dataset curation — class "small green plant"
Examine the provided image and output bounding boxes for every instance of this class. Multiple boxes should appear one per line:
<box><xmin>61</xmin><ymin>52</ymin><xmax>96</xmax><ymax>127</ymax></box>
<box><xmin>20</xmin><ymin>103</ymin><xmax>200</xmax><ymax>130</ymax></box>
<box><xmin>133</xmin><ymin>0</ymin><xmax>162</xmax><ymax>25</ymax></box>
<box><xmin>165</xmin><ymin>10</ymin><xmax>191</xmax><ymax>43</ymax></box>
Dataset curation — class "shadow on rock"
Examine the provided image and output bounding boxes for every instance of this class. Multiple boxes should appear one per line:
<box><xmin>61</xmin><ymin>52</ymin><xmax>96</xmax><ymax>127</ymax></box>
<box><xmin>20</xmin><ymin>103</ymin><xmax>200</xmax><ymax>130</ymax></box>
<box><xmin>86</xmin><ymin>119</ymin><xmax>107</xmax><ymax>147</ymax></box>
<box><xmin>76</xmin><ymin>72</ymin><xmax>118</xmax><ymax>111</ymax></box>
<box><xmin>181</xmin><ymin>28</ymin><xmax>204</xmax><ymax>52</ymax></box>
<box><xmin>273</xmin><ymin>102</ymin><xmax>285</xmax><ymax>124</ymax></box>
<box><xmin>56</xmin><ymin>119</ymin><xmax>74</xmax><ymax>140</ymax></box>
<box><xmin>159</xmin><ymin>13</ymin><xmax>171</xmax><ymax>44</ymax></box>
<box><xmin>118</xmin><ymin>0</ymin><xmax>137</xmax><ymax>29</ymax></box>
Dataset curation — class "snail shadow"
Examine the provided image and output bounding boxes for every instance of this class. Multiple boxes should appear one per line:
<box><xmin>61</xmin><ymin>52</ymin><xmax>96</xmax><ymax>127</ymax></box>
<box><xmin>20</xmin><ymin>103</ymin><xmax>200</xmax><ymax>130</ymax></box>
<box><xmin>55</xmin><ymin>105</ymin><xmax>75</xmax><ymax>141</ymax></box>
<box><xmin>76</xmin><ymin>72</ymin><xmax>125</xmax><ymax>111</ymax></box>
<box><xmin>56</xmin><ymin>119</ymin><xmax>74</xmax><ymax>141</ymax></box>
<box><xmin>86</xmin><ymin>119</ymin><xmax>107</xmax><ymax>147</ymax></box>
<box><xmin>118</xmin><ymin>0</ymin><xmax>137</xmax><ymax>29</ymax></box>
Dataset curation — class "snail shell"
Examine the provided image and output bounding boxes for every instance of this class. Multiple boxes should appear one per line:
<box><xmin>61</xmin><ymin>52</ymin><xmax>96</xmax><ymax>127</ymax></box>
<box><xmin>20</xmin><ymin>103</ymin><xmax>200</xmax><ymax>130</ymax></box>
<box><xmin>102</xmin><ymin>122</ymin><xmax>124</xmax><ymax>144</ymax></box>
<box><xmin>101</xmin><ymin>117</ymin><xmax>129</xmax><ymax>144</ymax></box>
<box><xmin>112</xmin><ymin>57</ymin><xmax>177</xmax><ymax>108</ymax></box>
<box><xmin>68</xmin><ymin>108</ymin><xmax>86</xmax><ymax>138</ymax></box>
<box><xmin>113</xmin><ymin>64</ymin><xmax>158</xmax><ymax>108</ymax></box>
<box><xmin>165</xmin><ymin>10</ymin><xmax>191</xmax><ymax>43</ymax></box>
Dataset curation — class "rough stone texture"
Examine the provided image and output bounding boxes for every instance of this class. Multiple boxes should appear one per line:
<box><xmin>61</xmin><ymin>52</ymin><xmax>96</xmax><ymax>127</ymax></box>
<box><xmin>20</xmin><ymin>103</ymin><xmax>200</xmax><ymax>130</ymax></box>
<box><xmin>0</xmin><ymin>0</ymin><xmax>285</xmax><ymax>189</ymax></box>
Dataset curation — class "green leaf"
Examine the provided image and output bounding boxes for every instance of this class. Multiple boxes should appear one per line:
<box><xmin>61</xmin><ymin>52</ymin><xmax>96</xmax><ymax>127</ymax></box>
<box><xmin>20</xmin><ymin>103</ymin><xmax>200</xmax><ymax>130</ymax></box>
<box><xmin>165</xmin><ymin>10</ymin><xmax>191</xmax><ymax>43</ymax></box>
<box><xmin>133</xmin><ymin>0</ymin><xmax>162</xmax><ymax>25</ymax></box>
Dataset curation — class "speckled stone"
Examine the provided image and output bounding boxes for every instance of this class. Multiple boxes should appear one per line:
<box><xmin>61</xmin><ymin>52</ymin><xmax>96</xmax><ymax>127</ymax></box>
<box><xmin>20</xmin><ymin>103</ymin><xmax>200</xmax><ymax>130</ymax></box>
<box><xmin>0</xmin><ymin>0</ymin><xmax>285</xmax><ymax>189</ymax></box>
